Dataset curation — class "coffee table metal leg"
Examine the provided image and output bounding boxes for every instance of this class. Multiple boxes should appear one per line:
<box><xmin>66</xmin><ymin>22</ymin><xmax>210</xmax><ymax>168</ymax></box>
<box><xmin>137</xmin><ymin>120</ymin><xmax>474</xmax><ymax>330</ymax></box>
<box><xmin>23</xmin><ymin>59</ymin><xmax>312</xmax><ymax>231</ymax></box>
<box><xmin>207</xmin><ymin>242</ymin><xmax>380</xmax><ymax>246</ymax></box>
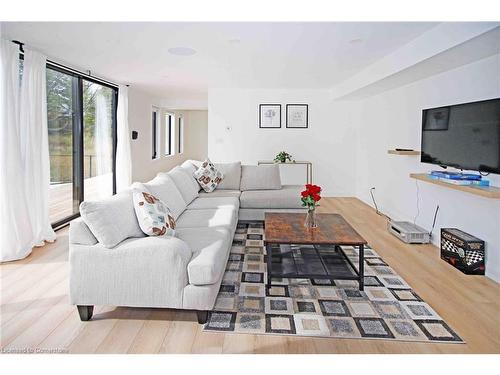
<box><xmin>358</xmin><ymin>244</ymin><xmax>364</xmax><ymax>291</ymax></box>
<box><xmin>266</xmin><ymin>243</ymin><xmax>272</xmax><ymax>286</ymax></box>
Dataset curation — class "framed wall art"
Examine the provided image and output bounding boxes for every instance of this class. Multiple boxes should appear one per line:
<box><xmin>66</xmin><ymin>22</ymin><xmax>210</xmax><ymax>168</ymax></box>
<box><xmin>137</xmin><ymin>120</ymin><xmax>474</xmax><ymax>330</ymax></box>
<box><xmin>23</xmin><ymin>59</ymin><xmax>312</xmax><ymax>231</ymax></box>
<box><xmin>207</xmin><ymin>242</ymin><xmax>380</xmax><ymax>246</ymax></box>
<box><xmin>259</xmin><ymin>104</ymin><xmax>281</xmax><ymax>128</ymax></box>
<box><xmin>286</xmin><ymin>104</ymin><xmax>308</xmax><ymax>128</ymax></box>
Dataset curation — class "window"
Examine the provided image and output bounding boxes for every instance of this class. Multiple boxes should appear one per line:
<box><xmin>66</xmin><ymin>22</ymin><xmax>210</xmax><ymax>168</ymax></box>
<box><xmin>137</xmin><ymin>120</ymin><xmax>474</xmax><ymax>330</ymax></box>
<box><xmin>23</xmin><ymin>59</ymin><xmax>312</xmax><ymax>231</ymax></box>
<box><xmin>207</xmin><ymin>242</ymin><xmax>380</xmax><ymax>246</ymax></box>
<box><xmin>165</xmin><ymin>113</ymin><xmax>174</xmax><ymax>156</ymax></box>
<box><xmin>152</xmin><ymin>108</ymin><xmax>160</xmax><ymax>159</ymax></box>
<box><xmin>178</xmin><ymin>116</ymin><xmax>184</xmax><ymax>154</ymax></box>
<box><xmin>46</xmin><ymin>65</ymin><xmax>117</xmax><ymax>227</ymax></box>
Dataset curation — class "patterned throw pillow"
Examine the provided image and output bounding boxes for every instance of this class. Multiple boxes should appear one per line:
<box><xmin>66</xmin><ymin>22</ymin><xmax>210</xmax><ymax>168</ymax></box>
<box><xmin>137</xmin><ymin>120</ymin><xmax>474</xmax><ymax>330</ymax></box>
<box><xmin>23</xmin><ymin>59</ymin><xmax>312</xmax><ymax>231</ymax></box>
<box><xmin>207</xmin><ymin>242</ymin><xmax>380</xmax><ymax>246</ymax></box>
<box><xmin>132</xmin><ymin>184</ymin><xmax>176</xmax><ymax>237</ymax></box>
<box><xmin>193</xmin><ymin>159</ymin><xmax>224</xmax><ymax>193</ymax></box>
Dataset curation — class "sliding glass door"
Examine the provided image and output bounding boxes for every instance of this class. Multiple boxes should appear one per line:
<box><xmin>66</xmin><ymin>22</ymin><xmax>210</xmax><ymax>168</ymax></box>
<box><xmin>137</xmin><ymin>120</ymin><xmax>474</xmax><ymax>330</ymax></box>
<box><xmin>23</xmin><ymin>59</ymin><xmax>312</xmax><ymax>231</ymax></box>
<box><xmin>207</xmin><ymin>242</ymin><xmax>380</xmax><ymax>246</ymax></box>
<box><xmin>46</xmin><ymin>66</ymin><xmax>117</xmax><ymax>227</ymax></box>
<box><xmin>46</xmin><ymin>67</ymin><xmax>80</xmax><ymax>224</ymax></box>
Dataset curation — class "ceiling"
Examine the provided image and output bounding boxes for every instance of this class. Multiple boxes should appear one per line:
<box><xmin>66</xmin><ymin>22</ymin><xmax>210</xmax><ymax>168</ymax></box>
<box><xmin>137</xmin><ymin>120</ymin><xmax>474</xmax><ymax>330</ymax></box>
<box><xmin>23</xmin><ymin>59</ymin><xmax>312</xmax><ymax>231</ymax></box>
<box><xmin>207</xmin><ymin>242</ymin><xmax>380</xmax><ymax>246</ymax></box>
<box><xmin>339</xmin><ymin>25</ymin><xmax>500</xmax><ymax>100</ymax></box>
<box><xmin>1</xmin><ymin>22</ymin><xmax>438</xmax><ymax>105</ymax></box>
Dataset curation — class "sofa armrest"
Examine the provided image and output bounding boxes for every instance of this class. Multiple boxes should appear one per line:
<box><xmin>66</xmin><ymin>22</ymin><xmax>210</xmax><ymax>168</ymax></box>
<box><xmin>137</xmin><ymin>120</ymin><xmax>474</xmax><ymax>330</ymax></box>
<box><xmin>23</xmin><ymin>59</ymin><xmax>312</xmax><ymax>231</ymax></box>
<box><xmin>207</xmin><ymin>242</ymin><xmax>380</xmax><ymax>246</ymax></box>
<box><xmin>69</xmin><ymin>218</ymin><xmax>97</xmax><ymax>246</ymax></box>
<box><xmin>69</xmin><ymin>237</ymin><xmax>192</xmax><ymax>308</ymax></box>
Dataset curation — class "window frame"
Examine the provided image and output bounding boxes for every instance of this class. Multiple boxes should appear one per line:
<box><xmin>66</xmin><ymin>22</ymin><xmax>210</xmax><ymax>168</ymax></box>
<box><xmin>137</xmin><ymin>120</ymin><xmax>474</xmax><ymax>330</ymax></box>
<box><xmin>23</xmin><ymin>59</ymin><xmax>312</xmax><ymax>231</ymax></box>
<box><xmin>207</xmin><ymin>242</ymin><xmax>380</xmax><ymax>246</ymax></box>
<box><xmin>165</xmin><ymin>112</ymin><xmax>174</xmax><ymax>156</ymax></box>
<box><xmin>152</xmin><ymin>107</ymin><xmax>160</xmax><ymax>159</ymax></box>
<box><xmin>178</xmin><ymin>116</ymin><xmax>184</xmax><ymax>154</ymax></box>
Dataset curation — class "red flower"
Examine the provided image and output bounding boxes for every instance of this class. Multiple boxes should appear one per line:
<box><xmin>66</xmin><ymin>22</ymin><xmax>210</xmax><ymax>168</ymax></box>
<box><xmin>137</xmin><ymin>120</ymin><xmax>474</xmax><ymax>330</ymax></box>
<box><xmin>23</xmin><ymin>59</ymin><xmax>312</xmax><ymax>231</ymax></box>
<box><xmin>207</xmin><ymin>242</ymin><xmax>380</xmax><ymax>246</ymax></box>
<box><xmin>310</xmin><ymin>186</ymin><xmax>321</xmax><ymax>194</ymax></box>
<box><xmin>305</xmin><ymin>184</ymin><xmax>321</xmax><ymax>194</ymax></box>
<box><xmin>301</xmin><ymin>184</ymin><xmax>322</xmax><ymax>204</ymax></box>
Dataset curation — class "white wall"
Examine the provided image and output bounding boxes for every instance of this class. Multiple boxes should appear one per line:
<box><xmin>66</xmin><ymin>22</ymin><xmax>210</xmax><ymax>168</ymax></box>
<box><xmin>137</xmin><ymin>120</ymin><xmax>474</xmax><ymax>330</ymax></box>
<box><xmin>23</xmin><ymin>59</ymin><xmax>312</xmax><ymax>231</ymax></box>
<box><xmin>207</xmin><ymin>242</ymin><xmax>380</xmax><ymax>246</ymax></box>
<box><xmin>354</xmin><ymin>54</ymin><xmax>500</xmax><ymax>282</ymax></box>
<box><xmin>128</xmin><ymin>87</ymin><xmax>208</xmax><ymax>182</ymax></box>
<box><xmin>186</xmin><ymin>110</ymin><xmax>208</xmax><ymax>161</ymax></box>
<box><xmin>208</xmin><ymin>89</ymin><xmax>357</xmax><ymax>196</ymax></box>
<box><xmin>207</xmin><ymin>56</ymin><xmax>500</xmax><ymax>282</ymax></box>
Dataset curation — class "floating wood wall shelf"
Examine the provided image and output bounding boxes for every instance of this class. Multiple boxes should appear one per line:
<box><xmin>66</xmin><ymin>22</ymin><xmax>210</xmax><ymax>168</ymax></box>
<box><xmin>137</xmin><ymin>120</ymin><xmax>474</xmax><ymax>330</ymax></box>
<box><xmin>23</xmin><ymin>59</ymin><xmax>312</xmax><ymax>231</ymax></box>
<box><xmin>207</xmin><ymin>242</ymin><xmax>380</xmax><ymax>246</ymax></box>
<box><xmin>410</xmin><ymin>173</ymin><xmax>500</xmax><ymax>199</ymax></box>
<box><xmin>387</xmin><ymin>150</ymin><xmax>421</xmax><ymax>156</ymax></box>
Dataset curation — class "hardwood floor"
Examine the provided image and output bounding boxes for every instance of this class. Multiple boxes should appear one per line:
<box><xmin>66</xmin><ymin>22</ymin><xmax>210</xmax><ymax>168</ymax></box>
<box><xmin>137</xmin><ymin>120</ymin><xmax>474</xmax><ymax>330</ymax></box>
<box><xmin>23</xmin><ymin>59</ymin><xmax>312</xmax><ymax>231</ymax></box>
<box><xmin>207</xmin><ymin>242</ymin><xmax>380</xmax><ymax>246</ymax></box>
<box><xmin>1</xmin><ymin>197</ymin><xmax>499</xmax><ymax>354</ymax></box>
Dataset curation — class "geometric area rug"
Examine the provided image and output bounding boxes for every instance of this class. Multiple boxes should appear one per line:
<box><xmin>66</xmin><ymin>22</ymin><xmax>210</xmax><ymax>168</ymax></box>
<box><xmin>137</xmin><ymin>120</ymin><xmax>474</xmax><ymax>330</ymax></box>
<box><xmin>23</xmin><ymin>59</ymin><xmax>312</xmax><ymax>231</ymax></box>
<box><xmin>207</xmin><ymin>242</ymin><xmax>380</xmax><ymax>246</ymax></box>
<box><xmin>203</xmin><ymin>221</ymin><xmax>464</xmax><ymax>343</ymax></box>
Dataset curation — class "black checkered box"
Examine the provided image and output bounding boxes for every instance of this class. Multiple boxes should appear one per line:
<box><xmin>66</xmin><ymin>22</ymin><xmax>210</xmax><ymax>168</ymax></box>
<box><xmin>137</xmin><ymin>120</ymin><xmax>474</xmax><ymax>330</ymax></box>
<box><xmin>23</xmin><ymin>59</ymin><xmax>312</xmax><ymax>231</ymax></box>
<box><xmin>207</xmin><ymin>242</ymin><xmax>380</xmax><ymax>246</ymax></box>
<box><xmin>440</xmin><ymin>228</ymin><xmax>485</xmax><ymax>275</ymax></box>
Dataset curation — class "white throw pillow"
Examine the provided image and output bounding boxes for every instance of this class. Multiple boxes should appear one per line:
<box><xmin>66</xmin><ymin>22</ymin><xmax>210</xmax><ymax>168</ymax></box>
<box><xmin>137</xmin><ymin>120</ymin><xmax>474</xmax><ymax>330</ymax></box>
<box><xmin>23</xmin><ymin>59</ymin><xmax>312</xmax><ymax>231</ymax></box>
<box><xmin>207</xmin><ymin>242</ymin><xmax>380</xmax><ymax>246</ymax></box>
<box><xmin>180</xmin><ymin>159</ymin><xmax>201</xmax><ymax>176</ymax></box>
<box><xmin>132</xmin><ymin>184</ymin><xmax>176</xmax><ymax>237</ymax></box>
<box><xmin>193</xmin><ymin>159</ymin><xmax>224</xmax><ymax>193</ymax></box>
<box><xmin>140</xmin><ymin>175</ymin><xmax>187</xmax><ymax>220</ymax></box>
<box><xmin>214</xmin><ymin>161</ymin><xmax>241</xmax><ymax>190</ymax></box>
<box><xmin>168</xmin><ymin>166</ymin><xmax>200</xmax><ymax>204</ymax></box>
<box><xmin>79</xmin><ymin>190</ymin><xmax>144</xmax><ymax>248</ymax></box>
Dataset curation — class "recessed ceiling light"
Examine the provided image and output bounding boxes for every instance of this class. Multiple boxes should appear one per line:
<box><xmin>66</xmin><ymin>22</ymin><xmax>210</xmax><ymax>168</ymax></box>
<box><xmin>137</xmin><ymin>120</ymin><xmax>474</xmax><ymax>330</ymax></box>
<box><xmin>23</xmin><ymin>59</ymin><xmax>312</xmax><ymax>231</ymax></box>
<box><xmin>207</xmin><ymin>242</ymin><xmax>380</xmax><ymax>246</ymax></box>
<box><xmin>168</xmin><ymin>47</ymin><xmax>197</xmax><ymax>56</ymax></box>
<box><xmin>349</xmin><ymin>38</ymin><xmax>364</xmax><ymax>44</ymax></box>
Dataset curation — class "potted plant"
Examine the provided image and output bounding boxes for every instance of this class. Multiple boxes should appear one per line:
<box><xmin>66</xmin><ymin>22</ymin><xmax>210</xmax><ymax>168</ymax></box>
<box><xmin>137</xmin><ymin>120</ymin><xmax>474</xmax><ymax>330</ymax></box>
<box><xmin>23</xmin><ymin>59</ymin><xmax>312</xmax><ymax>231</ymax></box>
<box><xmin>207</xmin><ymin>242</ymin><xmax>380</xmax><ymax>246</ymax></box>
<box><xmin>274</xmin><ymin>151</ymin><xmax>293</xmax><ymax>163</ymax></box>
<box><xmin>300</xmin><ymin>184</ymin><xmax>322</xmax><ymax>228</ymax></box>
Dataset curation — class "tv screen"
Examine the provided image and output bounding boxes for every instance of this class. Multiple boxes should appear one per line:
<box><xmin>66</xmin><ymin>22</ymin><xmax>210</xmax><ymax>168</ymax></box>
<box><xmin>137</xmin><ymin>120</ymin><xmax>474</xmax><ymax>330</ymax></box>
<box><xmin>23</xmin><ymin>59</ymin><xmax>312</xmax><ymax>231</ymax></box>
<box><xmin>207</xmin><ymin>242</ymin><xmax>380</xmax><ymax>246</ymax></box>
<box><xmin>421</xmin><ymin>98</ymin><xmax>500</xmax><ymax>174</ymax></box>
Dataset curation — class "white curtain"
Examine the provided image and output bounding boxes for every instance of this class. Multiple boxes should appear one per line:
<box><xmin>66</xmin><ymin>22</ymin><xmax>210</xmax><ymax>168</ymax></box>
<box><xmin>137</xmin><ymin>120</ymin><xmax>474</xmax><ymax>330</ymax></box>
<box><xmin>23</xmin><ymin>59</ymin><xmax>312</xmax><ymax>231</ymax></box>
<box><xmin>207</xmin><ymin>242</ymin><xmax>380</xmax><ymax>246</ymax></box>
<box><xmin>0</xmin><ymin>40</ymin><xmax>34</xmax><ymax>261</ymax></box>
<box><xmin>95</xmin><ymin>90</ymin><xmax>112</xmax><ymax>176</ymax></box>
<box><xmin>19</xmin><ymin>49</ymin><xmax>56</xmax><ymax>246</ymax></box>
<box><xmin>116</xmin><ymin>85</ymin><xmax>132</xmax><ymax>192</ymax></box>
<box><xmin>94</xmin><ymin>89</ymin><xmax>113</xmax><ymax>199</ymax></box>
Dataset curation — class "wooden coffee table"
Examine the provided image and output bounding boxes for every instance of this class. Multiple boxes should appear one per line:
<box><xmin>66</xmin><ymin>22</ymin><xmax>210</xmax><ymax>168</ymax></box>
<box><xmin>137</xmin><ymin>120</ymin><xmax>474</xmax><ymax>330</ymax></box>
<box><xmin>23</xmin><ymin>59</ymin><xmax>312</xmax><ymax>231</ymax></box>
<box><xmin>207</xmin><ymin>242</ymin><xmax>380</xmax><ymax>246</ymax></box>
<box><xmin>264</xmin><ymin>213</ymin><xmax>367</xmax><ymax>290</ymax></box>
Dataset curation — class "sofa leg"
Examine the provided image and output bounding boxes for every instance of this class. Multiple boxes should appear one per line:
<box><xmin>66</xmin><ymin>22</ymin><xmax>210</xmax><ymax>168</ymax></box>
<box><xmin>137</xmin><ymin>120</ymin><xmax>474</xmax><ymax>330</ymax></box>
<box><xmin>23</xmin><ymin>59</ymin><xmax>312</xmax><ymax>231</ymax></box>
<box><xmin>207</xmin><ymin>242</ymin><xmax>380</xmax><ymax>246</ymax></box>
<box><xmin>196</xmin><ymin>310</ymin><xmax>209</xmax><ymax>324</ymax></box>
<box><xmin>77</xmin><ymin>305</ymin><xmax>94</xmax><ymax>321</ymax></box>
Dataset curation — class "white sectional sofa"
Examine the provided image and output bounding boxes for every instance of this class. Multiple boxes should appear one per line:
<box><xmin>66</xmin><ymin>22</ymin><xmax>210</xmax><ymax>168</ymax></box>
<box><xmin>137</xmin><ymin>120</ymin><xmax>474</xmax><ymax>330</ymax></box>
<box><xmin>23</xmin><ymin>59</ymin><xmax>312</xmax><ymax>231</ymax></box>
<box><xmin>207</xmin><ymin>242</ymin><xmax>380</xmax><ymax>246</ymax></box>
<box><xmin>69</xmin><ymin>160</ymin><xmax>306</xmax><ymax>323</ymax></box>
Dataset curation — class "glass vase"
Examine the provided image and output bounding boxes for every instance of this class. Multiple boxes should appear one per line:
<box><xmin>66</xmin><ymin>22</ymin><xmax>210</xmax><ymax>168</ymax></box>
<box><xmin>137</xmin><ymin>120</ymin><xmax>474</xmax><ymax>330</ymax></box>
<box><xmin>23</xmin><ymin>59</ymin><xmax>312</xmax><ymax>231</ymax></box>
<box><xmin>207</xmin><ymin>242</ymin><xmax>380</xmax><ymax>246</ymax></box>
<box><xmin>304</xmin><ymin>208</ymin><xmax>317</xmax><ymax>229</ymax></box>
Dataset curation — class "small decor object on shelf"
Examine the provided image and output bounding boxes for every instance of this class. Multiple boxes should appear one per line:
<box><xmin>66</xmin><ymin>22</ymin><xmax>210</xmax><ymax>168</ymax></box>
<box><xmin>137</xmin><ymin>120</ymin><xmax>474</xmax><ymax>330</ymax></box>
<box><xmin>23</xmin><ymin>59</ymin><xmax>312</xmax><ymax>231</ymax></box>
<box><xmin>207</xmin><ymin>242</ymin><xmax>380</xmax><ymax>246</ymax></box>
<box><xmin>274</xmin><ymin>151</ymin><xmax>294</xmax><ymax>163</ymax></box>
<box><xmin>300</xmin><ymin>183</ymin><xmax>322</xmax><ymax>228</ymax></box>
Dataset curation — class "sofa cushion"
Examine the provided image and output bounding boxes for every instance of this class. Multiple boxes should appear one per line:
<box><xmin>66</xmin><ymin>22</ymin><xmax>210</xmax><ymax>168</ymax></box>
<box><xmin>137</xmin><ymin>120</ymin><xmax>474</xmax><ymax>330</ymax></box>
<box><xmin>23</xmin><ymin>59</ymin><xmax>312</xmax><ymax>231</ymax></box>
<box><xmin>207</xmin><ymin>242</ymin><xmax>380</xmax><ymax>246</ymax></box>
<box><xmin>79</xmin><ymin>190</ymin><xmax>144</xmax><ymax>248</ymax></box>
<box><xmin>187</xmin><ymin>197</ymin><xmax>240</xmax><ymax>210</ymax></box>
<box><xmin>132</xmin><ymin>184</ymin><xmax>176</xmax><ymax>237</ymax></box>
<box><xmin>166</xmin><ymin>166</ymin><xmax>200</xmax><ymax>205</ymax></box>
<box><xmin>215</xmin><ymin>162</ymin><xmax>241</xmax><ymax>190</ymax></box>
<box><xmin>180</xmin><ymin>159</ymin><xmax>200</xmax><ymax>176</ymax></box>
<box><xmin>176</xmin><ymin>227</ymin><xmax>231</xmax><ymax>286</ymax></box>
<box><xmin>141</xmin><ymin>175</ymin><xmax>187</xmax><ymax>220</ymax></box>
<box><xmin>240</xmin><ymin>185</ymin><xmax>304</xmax><ymax>209</ymax></box>
<box><xmin>193</xmin><ymin>159</ymin><xmax>224</xmax><ymax>193</ymax></box>
<box><xmin>176</xmin><ymin>207</ymin><xmax>237</xmax><ymax>230</ymax></box>
<box><xmin>240</xmin><ymin>164</ymin><xmax>282</xmax><ymax>191</ymax></box>
<box><xmin>199</xmin><ymin>189</ymin><xmax>241</xmax><ymax>198</ymax></box>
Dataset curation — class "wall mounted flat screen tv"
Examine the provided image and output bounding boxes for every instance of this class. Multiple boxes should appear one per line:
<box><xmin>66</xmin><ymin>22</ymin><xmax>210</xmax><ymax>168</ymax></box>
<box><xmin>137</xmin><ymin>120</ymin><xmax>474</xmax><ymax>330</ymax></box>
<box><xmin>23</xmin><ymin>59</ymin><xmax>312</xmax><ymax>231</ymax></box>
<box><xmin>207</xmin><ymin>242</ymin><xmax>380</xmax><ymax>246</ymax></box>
<box><xmin>421</xmin><ymin>98</ymin><xmax>500</xmax><ymax>174</ymax></box>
